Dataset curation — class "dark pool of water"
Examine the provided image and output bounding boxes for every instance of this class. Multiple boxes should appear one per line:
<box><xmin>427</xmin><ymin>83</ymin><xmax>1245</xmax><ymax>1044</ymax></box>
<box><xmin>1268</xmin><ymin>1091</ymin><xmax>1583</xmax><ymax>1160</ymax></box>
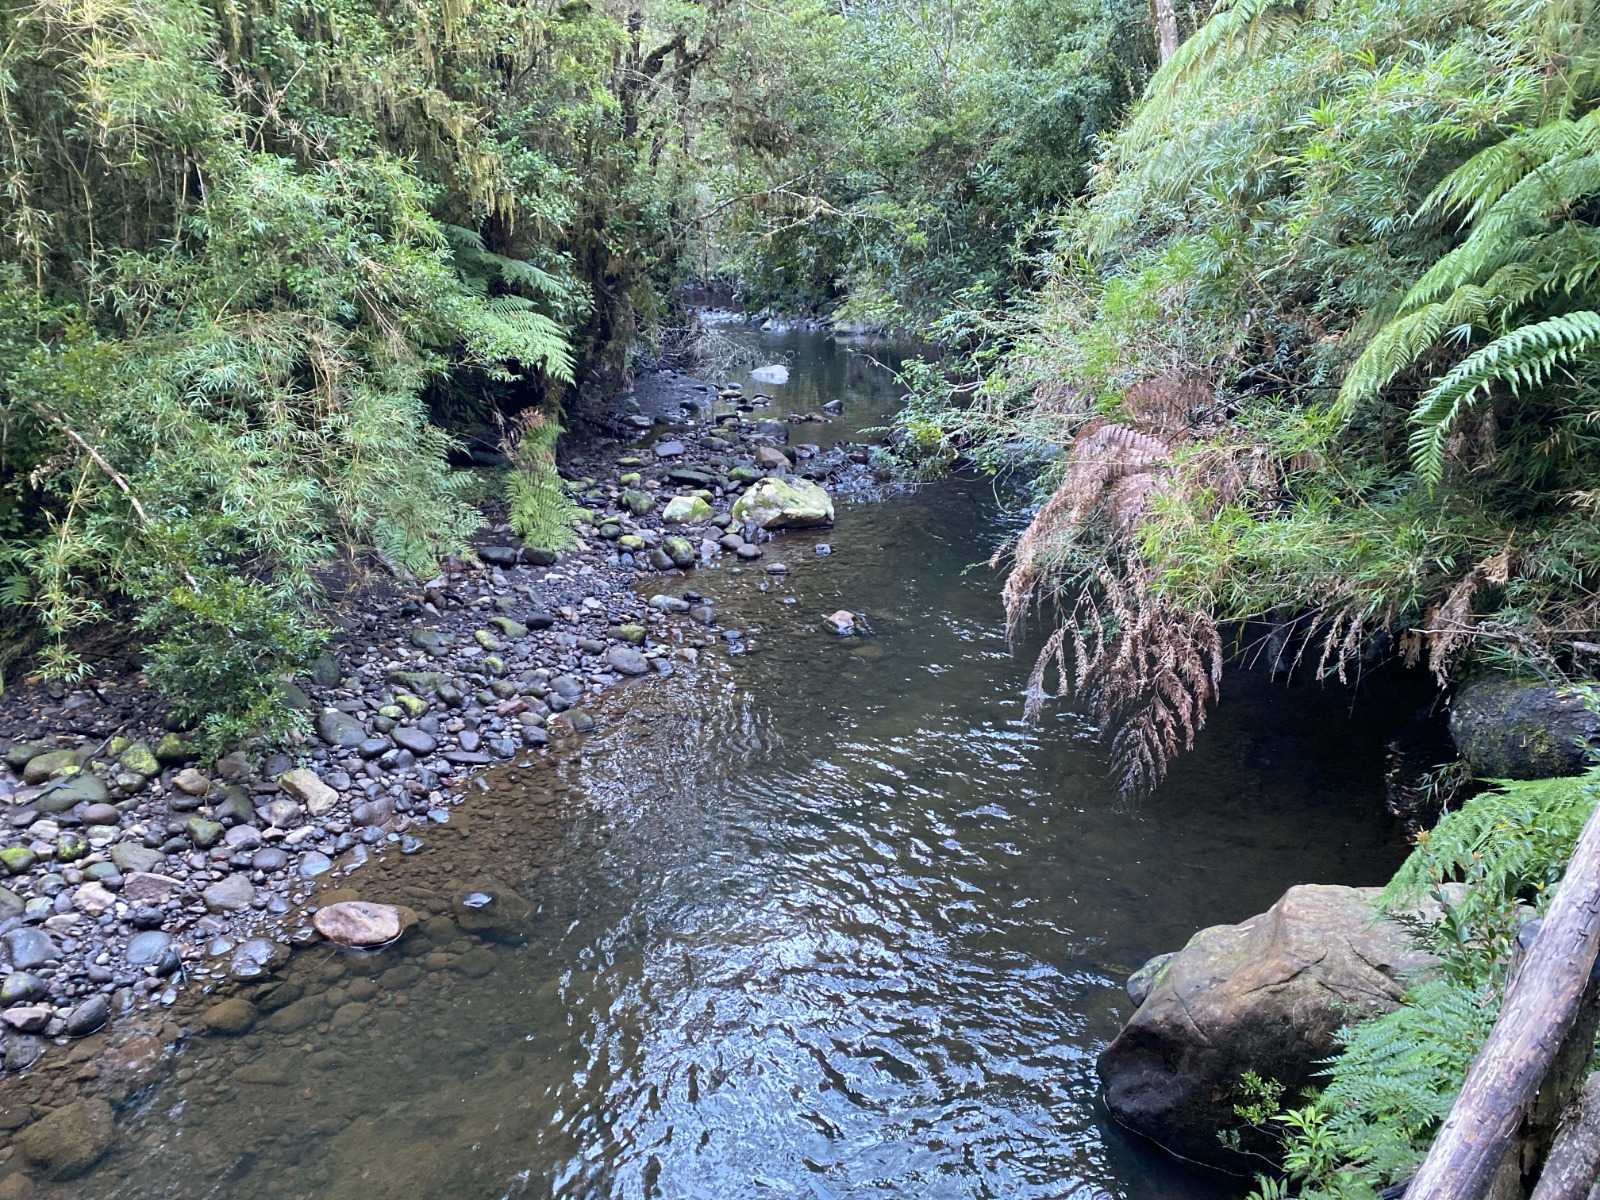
<box><xmin>56</xmin><ymin>332</ymin><xmax>1407</xmax><ymax>1199</ymax></box>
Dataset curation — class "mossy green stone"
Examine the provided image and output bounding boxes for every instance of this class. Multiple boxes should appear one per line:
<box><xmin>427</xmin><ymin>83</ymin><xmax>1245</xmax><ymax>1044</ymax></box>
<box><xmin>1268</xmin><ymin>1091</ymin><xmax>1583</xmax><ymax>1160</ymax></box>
<box><xmin>488</xmin><ymin>617</ymin><xmax>528</xmax><ymax>638</ymax></box>
<box><xmin>0</xmin><ymin>847</ymin><xmax>35</xmax><ymax>875</ymax></box>
<box><xmin>154</xmin><ymin>733</ymin><xmax>193</xmax><ymax>765</ymax></box>
<box><xmin>619</xmin><ymin>472</ymin><xmax>641</xmax><ymax>486</ymax></box>
<box><xmin>483</xmin><ymin>655</ymin><xmax>507</xmax><ymax>677</ymax></box>
<box><xmin>618</xmin><ymin>534</ymin><xmax>645</xmax><ymax>551</ymax></box>
<box><xmin>4</xmin><ymin>742</ymin><xmax>48</xmax><ymax>770</ymax></box>
<box><xmin>615</xmin><ymin>624</ymin><xmax>646</xmax><ymax>644</ymax></box>
<box><xmin>56</xmin><ymin>838</ymin><xmax>89</xmax><ymax>862</ymax></box>
<box><xmin>662</xmin><ymin>495</ymin><xmax>713</xmax><ymax>524</ymax></box>
<box><xmin>474</xmin><ymin>629</ymin><xmax>503</xmax><ymax>651</ymax></box>
<box><xmin>21</xmin><ymin>749</ymin><xmax>80</xmax><ymax>785</ymax></box>
<box><xmin>396</xmin><ymin>693</ymin><xmax>429</xmax><ymax>717</ymax></box>
<box><xmin>620</xmin><ymin>489</ymin><xmax>653</xmax><ymax>516</ymax></box>
<box><xmin>378</xmin><ymin>704</ymin><xmax>404</xmax><ymax>721</ymax></box>
<box><xmin>663</xmin><ymin>536</ymin><xmax>696</xmax><ymax>567</ymax></box>
<box><xmin>117</xmin><ymin>741</ymin><xmax>159</xmax><ymax>777</ymax></box>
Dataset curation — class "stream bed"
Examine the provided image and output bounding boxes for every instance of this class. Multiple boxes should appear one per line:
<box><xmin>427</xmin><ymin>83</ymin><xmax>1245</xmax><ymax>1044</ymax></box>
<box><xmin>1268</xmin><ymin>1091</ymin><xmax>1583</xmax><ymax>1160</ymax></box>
<box><xmin>53</xmin><ymin>331</ymin><xmax>1407</xmax><ymax>1199</ymax></box>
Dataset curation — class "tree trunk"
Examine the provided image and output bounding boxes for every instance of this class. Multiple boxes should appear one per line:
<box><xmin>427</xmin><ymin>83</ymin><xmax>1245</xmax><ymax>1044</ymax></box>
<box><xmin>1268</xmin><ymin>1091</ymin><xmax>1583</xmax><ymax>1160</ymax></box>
<box><xmin>1530</xmin><ymin>1075</ymin><xmax>1600</xmax><ymax>1200</ymax></box>
<box><xmin>1405</xmin><ymin>798</ymin><xmax>1600</xmax><ymax>1200</ymax></box>
<box><xmin>1150</xmin><ymin>0</ymin><xmax>1180</xmax><ymax>62</ymax></box>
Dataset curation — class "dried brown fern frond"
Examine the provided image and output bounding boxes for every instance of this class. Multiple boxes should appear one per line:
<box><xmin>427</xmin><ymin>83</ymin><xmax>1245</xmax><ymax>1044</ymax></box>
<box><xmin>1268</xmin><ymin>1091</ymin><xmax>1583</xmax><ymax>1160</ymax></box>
<box><xmin>995</xmin><ymin>371</ymin><xmax>1244</xmax><ymax>796</ymax></box>
<box><xmin>1420</xmin><ymin>545</ymin><xmax>1514</xmax><ymax>685</ymax></box>
<box><xmin>1021</xmin><ymin>561</ymin><xmax>1222</xmax><ymax>795</ymax></box>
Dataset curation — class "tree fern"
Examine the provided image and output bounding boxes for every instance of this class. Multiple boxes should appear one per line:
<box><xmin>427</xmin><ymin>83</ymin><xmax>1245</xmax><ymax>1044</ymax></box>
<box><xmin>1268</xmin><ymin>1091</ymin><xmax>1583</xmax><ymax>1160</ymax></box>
<box><xmin>1408</xmin><ymin>310</ymin><xmax>1600</xmax><ymax>485</ymax></box>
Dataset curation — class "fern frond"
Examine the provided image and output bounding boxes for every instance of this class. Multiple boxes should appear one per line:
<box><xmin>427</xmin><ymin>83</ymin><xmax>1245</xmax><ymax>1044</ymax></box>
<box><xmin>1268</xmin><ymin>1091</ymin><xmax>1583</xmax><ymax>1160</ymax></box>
<box><xmin>1408</xmin><ymin>310</ymin><xmax>1600</xmax><ymax>485</ymax></box>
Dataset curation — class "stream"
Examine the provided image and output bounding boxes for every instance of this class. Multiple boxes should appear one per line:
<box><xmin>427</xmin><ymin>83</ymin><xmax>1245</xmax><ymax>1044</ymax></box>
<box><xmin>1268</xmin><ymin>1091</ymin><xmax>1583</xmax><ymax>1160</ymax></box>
<box><xmin>56</xmin><ymin>331</ymin><xmax>1407</xmax><ymax>1199</ymax></box>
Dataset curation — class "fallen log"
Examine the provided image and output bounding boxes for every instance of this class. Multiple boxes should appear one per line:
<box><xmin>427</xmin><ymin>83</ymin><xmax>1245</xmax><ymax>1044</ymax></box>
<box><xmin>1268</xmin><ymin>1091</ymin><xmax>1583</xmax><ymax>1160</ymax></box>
<box><xmin>1406</xmin><ymin>797</ymin><xmax>1600</xmax><ymax>1200</ymax></box>
<box><xmin>1529</xmin><ymin>1074</ymin><xmax>1600</xmax><ymax>1200</ymax></box>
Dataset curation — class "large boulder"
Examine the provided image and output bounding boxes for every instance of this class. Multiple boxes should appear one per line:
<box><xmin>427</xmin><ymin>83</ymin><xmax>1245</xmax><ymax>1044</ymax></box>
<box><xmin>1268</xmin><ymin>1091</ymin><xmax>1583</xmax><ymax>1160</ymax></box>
<box><xmin>731</xmin><ymin>478</ymin><xmax>833</xmax><ymax>530</ymax></box>
<box><xmin>1449</xmin><ymin>675</ymin><xmax>1600</xmax><ymax>780</ymax></box>
<box><xmin>1097</xmin><ymin>884</ymin><xmax>1437</xmax><ymax>1167</ymax></box>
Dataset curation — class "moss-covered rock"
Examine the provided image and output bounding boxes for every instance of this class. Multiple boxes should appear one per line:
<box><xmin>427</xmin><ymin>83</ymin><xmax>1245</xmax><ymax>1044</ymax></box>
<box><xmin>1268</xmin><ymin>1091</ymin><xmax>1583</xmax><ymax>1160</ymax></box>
<box><xmin>1450</xmin><ymin>675</ymin><xmax>1600</xmax><ymax>779</ymax></box>
<box><xmin>116</xmin><ymin>741</ymin><xmax>159</xmax><ymax>778</ymax></box>
<box><xmin>730</xmin><ymin>477</ymin><xmax>834</xmax><ymax>529</ymax></box>
<box><xmin>661</xmin><ymin>495</ymin><xmax>713</xmax><ymax>524</ymax></box>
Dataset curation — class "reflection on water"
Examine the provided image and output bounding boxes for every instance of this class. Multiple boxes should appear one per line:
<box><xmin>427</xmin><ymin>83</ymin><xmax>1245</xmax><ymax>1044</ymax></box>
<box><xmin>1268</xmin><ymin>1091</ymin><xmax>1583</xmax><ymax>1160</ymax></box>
<box><xmin>56</xmin><ymin>333</ymin><xmax>1405</xmax><ymax>1199</ymax></box>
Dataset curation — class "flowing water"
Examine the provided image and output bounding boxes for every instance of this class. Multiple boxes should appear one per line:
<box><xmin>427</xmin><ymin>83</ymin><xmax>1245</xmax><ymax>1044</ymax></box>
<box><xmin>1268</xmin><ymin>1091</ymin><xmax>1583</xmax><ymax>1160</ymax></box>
<box><xmin>58</xmin><ymin>332</ymin><xmax>1407</xmax><ymax>1199</ymax></box>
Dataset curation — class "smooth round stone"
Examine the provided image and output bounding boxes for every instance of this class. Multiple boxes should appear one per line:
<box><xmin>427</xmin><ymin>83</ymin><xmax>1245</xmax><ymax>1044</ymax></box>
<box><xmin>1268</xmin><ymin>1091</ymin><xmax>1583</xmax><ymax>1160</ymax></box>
<box><xmin>313</xmin><ymin>901</ymin><xmax>403</xmax><ymax>948</ymax></box>
<box><xmin>251</xmin><ymin>847</ymin><xmax>288</xmax><ymax>873</ymax></box>
<box><xmin>80</xmin><ymin>803</ymin><xmax>120</xmax><ymax>826</ymax></box>
<box><xmin>299</xmin><ymin>852</ymin><xmax>333</xmax><ymax>879</ymax></box>
<box><xmin>126</xmin><ymin>930</ymin><xmax>173</xmax><ymax>966</ymax></box>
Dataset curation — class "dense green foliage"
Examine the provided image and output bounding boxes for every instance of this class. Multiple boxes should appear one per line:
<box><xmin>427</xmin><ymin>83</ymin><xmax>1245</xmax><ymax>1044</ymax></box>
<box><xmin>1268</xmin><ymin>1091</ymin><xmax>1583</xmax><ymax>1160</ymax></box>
<box><xmin>0</xmin><ymin>0</ymin><xmax>753</xmax><ymax>727</ymax></box>
<box><xmin>892</xmin><ymin>0</ymin><xmax>1600</xmax><ymax>790</ymax></box>
<box><xmin>700</xmin><ymin>0</ymin><xmax>1155</xmax><ymax>326</ymax></box>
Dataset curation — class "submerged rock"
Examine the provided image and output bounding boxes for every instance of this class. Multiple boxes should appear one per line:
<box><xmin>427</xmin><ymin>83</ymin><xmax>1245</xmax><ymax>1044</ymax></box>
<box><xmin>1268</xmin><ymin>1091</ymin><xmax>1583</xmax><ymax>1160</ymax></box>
<box><xmin>313</xmin><ymin>901</ymin><xmax>403</xmax><ymax>948</ymax></box>
<box><xmin>1449</xmin><ymin>675</ymin><xmax>1600</xmax><ymax>779</ymax></box>
<box><xmin>1097</xmin><ymin>884</ymin><xmax>1437</xmax><ymax>1168</ymax></box>
<box><xmin>17</xmin><ymin>1098</ymin><xmax>114</xmax><ymax>1180</ymax></box>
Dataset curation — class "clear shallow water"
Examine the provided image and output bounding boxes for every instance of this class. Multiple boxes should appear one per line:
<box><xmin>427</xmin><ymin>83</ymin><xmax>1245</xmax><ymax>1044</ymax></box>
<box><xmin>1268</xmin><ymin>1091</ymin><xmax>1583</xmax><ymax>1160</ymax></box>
<box><xmin>56</xmin><ymin>332</ymin><xmax>1406</xmax><ymax>1199</ymax></box>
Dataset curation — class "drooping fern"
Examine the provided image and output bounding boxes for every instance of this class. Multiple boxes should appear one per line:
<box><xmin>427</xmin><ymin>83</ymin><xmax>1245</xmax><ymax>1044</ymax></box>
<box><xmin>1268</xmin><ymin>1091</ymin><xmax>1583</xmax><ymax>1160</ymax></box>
<box><xmin>1407</xmin><ymin>310</ymin><xmax>1600</xmax><ymax>485</ymax></box>
<box><xmin>1337</xmin><ymin>96</ymin><xmax>1600</xmax><ymax>484</ymax></box>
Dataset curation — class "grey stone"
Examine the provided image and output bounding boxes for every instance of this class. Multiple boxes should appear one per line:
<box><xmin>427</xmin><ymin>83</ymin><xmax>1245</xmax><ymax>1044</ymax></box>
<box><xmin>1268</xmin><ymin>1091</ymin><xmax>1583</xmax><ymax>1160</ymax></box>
<box><xmin>202</xmin><ymin>874</ymin><xmax>256</xmax><ymax>913</ymax></box>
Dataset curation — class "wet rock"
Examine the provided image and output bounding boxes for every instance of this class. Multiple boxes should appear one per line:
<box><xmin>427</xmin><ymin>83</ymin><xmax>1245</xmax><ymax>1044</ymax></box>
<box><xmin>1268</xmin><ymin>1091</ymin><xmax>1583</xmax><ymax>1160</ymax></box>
<box><xmin>452</xmin><ymin>879</ymin><xmax>533</xmax><ymax>942</ymax></box>
<box><xmin>278</xmin><ymin>767</ymin><xmax>339</xmax><ymax>816</ymax></box>
<box><xmin>824</xmin><ymin>610</ymin><xmax>855</xmax><ymax>636</ymax></box>
<box><xmin>1126</xmin><ymin>952</ymin><xmax>1175</xmax><ymax>1007</ymax></box>
<box><xmin>750</xmin><ymin>364</ymin><xmax>789</xmax><ymax>384</ymax></box>
<box><xmin>2</xmin><ymin>930</ymin><xmax>58</xmax><ymax>970</ymax></box>
<box><xmin>0</xmin><ymin>973</ymin><xmax>45</xmax><ymax>1005</ymax></box>
<box><xmin>1097</xmin><ymin>884</ymin><xmax>1438</xmax><ymax>1167</ymax></box>
<box><xmin>653</xmin><ymin>439</ymin><xmax>687</xmax><ymax>458</ymax></box>
<box><xmin>731</xmin><ymin>477</ymin><xmax>834</xmax><ymax>529</ymax></box>
<box><xmin>620</xmin><ymin>489</ymin><xmax>654</xmax><ymax>516</ymax></box>
<box><xmin>17</xmin><ymin>1097</ymin><xmax>114</xmax><ymax>1180</ymax></box>
<box><xmin>391</xmin><ymin>728</ymin><xmax>437</xmax><ymax>756</ymax></box>
<box><xmin>0</xmin><ymin>848</ymin><xmax>35</xmax><ymax>875</ymax></box>
<box><xmin>200</xmin><ymin>997</ymin><xmax>257</xmax><ymax>1035</ymax></box>
<box><xmin>314</xmin><ymin>900</ymin><xmax>404</xmax><ymax>947</ymax></box>
<box><xmin>126</xmin><ymin>931</ymin><xmax>175</xmax><ymax>971</ymax></box>
<box><xmin>64</xmin><ymin>994</ymin><xmax>109</xmax><ymax>1036</ymax></box>
<box><xmin>1449</xmin><ymin>675</ymin><xmax>1600</xmax><ymax>779</ymax></box>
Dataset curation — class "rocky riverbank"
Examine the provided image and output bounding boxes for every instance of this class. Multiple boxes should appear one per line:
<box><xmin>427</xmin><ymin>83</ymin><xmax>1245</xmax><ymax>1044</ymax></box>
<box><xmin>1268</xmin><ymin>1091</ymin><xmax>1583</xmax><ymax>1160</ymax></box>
<box><xmin>0</xmin><ymin>360</ymin><xmax>889</xmax><ymax>1104</ymax></box>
